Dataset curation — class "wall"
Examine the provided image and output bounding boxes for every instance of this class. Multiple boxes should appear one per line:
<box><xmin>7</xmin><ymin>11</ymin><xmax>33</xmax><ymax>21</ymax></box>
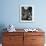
<box><xmin>0</xmin><ymin>0</ymin><xmax>46</xmax><ymax>29</ymax></box>
<box><xmin>0</xmin><ymin>0</ymin><xmax>46</xmax><ymax>43</ymax></box>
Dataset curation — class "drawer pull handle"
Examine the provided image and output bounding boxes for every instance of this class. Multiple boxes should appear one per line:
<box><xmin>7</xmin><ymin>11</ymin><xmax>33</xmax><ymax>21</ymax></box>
<box><xmin>32</xmin><ymin>39</ymin><xmax>36</xmax><ymax>40</ymax></box>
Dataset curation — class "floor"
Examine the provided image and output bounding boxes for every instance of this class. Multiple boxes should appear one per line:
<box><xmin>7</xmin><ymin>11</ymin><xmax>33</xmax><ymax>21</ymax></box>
<box><xmin>0</xmin><ymin>44</ymin><xmax>2</xmax><ymax>46</ymax></box>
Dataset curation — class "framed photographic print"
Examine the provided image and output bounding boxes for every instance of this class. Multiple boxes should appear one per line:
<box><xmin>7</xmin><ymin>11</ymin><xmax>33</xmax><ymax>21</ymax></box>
<box><xmin>20</xmin><ymin>5</ymin><xmax>34</xmax><ymax>22</ymax></box>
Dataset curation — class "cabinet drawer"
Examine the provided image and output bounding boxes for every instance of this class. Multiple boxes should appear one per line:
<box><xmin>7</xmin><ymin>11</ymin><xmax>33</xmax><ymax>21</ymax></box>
<box><xmin>24</xmin><ymin>36</ymin><xmax>32</xmax><ymax>46</ymax></box>
<box><xmin>3</xmin><ymin>32</ymin><xmax>23</xmax><ymax>36</ymax></box>
<box><xmin>32</xmin><ymin>36</ymin><xmax>45</xmax><ymax>44</ymax></box>
<box><xmin>24</xmin><ymin>32</ymin><xmax>44</xmax><ymax>36</ymax></box>
<box><xmin>3</xmin><ymin>36</ymin><xmax>23</xmax><ymax>44</ymax></box>
<box><xmin>3</xmin><ymin>36</ymin><xmax>23</xmax><ymax>46</ymax></box>
<box><xmin>3</xmin><ymin>43</ymin><xmax>23</xmax><ymax>46</ymax></box>
<box><xmin>32</xmin><ymin>44</ymin><xmax>44</xmax><ymax>46</ymax></box>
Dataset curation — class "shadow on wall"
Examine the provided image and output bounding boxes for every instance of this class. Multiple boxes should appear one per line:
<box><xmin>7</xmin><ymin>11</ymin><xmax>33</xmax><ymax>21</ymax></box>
<box><xmin>0</xmin><ymin>24</ymin><xmax>7</xmax><ymax>43</ymax></box>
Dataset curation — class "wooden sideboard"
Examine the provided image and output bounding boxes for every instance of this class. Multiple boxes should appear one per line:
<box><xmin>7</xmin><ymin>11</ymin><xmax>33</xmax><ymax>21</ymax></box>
<box><xmin>2</xmin><ymin>30</ymin><xmax>45</xmax><ymax>46</ymax></box>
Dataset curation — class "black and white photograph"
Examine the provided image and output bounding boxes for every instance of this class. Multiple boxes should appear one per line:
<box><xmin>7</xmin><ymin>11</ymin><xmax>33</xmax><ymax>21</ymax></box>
<box><xmin>20</xmin><ymin>5</ymin><xmax>34</xmax><ymax>22</ymax></box>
